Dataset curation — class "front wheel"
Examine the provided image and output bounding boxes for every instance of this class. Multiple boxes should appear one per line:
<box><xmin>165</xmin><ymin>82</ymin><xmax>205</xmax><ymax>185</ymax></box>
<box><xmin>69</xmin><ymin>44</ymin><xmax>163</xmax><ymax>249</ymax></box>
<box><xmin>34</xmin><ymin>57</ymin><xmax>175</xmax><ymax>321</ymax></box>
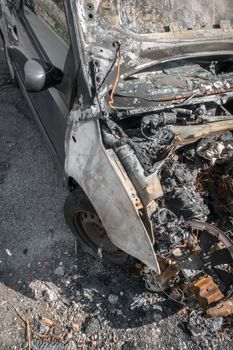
<box><xmin>63</xmin><ymin>188</ymin><xmax>128</xmax><ymax>265</ymax></box>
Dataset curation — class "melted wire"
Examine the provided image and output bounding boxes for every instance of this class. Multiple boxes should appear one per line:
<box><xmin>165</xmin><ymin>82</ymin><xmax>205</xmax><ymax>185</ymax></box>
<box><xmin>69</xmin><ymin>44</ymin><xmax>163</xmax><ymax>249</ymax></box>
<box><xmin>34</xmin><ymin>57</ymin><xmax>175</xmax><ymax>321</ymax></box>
<box><xmin>108</xmin><ymin>43</ymin><xmax>121</xmax><ymax>109</ymax></box>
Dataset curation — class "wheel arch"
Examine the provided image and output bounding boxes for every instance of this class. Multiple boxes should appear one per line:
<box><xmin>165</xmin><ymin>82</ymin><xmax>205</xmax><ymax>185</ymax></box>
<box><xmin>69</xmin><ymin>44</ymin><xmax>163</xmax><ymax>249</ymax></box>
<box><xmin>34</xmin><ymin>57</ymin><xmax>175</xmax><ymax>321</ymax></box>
<box><xmin>64</xmin><ymin>115</ymin><xmax>160</xmax><ymax>274</ymax></box>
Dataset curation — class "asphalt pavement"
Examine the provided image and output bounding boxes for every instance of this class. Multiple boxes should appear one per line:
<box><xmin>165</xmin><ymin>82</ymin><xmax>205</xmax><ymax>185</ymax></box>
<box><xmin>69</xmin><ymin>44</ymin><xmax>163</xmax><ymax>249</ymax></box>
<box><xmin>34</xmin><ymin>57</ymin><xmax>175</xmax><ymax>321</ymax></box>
<box><xmin>0</xmin><ymin>45</ymin><xmax>72</xmax><ymax>266</ymax></box>
<box><xmin>0</xmin><ymin>39</ymin><xmax>74</xmax><ymax>348</ymax></box>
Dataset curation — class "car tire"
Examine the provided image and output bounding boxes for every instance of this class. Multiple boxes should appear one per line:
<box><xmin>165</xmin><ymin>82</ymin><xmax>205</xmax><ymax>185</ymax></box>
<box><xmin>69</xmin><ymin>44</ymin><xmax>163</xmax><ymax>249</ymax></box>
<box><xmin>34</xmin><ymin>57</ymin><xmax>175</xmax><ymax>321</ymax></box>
<box><xmin>64</xmin><ymin>188</ymin><xmax>129</xmax><ymax>265</ymax></box>
<box><xmin>0</xmin><ymin>33</ymin><xmax>18</xmax><ymax>86</ymax></box>
<box><xmin>4</xmin><ymin>46</ymin><xmax>18</xmax><ymax>86</ymax></box>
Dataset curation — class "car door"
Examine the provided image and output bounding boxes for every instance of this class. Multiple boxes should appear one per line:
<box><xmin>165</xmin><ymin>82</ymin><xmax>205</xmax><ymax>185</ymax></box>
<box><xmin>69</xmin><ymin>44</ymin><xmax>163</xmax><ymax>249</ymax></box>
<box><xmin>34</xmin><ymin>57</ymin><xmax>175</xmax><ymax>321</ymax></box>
<box><xmin>8</xmin><ymin>0</ymin><xmax>78</xmax><ymax>163</ymax></box>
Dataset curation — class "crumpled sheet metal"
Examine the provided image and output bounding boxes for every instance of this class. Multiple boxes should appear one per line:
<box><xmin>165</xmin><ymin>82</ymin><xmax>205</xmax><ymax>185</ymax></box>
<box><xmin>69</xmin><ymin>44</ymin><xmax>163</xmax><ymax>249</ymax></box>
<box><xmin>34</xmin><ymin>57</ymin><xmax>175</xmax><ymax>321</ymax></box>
<box><xmin>190</xmin><ymin>275</ymin><xmax>233</xmax><ymax>318</ymax></box>
<box><xmin>197</xmin><ymin>140</ymin><xmax>233</xmax><ymax>165</ymax></box>
<box><xmin>118</xmin><ymin>0</ymin><xmax>233</xmax><ymax>34</ymax></box>
<box><xmin>190</xmin><ymin>275</ymin><xmax>224</xmax><ymax>309</ymax></box>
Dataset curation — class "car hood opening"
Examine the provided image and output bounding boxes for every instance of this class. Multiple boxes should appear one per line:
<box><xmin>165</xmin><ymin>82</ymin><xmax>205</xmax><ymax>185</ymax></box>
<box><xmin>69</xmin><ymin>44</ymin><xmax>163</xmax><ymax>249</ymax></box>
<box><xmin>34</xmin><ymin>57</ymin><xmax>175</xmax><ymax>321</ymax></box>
<box><xmin>72</xmin><ymin>0</ymin><xmax>233</xmax><ymax>103</ymax></box>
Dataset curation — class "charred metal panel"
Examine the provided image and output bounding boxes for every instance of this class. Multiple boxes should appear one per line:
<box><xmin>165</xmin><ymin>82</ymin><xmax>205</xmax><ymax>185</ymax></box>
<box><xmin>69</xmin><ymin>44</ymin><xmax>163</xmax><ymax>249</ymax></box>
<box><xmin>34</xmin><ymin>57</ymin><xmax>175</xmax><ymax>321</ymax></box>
<box><xmin>119</xmin><ymin>0</ymin><xmax>233</xmax><ymax>34</ymax></box>
<box><xmin>65</xmin><ymin>113</ymin><xmax>160</xmax><ymax>273</ymax></box>
<box><xmin>71</xmin><ymin>0</ymin><xmax>233</xmax><ymax>106</ymax></box>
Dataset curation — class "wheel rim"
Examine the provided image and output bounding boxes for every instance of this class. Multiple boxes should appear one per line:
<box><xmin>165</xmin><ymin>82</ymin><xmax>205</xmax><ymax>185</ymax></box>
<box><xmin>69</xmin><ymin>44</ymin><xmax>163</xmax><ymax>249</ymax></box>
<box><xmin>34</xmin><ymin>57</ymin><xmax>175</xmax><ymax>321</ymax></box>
<box><xmin>187</xmin><ymin>221</ymin><xmax>233</xmax><ymax>292</ymax></box>
<box><xmin>73</xmin><ymin>210</ymin><xmax>126</xmax><ymax>259</ymax></box>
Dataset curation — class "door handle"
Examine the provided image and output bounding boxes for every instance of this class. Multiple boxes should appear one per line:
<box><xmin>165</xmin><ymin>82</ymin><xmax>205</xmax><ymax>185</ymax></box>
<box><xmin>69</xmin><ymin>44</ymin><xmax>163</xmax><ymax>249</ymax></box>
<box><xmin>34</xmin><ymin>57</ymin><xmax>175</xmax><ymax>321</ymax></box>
<box><xmin>8</xmin><ymin>25</ymin><xmax>18</xmax><ymax>41</ymax></box>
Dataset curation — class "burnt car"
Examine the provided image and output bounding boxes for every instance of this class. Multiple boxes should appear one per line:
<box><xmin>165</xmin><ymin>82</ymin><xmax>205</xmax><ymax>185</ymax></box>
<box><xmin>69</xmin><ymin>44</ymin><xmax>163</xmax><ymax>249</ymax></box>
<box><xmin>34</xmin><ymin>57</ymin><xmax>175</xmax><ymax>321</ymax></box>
<box><xmin>1</xmin><ymin>0</ymin><xmax>233</xmax><ymax>316</ymax></box>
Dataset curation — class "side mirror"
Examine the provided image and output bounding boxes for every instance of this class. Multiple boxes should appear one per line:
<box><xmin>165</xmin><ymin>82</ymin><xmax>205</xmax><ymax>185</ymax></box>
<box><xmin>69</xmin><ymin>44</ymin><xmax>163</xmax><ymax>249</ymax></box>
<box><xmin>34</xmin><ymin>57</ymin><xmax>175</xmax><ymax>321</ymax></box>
<box><xmin>24</xmin><ymin>59</ymin><xmax>63</xmax><ymax>92</ymax></box>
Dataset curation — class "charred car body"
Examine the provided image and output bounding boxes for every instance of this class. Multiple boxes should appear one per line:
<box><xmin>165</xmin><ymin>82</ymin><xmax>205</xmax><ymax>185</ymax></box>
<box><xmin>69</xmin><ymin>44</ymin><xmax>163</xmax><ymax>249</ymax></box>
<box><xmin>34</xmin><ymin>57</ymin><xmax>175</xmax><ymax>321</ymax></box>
<box><xmin>1</xmin><ymin>0</ymin><xmax>233</xmax><ymax>317</ymax></box>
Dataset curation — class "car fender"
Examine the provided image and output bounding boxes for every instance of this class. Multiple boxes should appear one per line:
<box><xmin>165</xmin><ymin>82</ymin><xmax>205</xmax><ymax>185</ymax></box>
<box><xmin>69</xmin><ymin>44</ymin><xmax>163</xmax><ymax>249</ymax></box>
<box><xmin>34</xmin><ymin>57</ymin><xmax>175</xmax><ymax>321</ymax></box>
<box><xmin>65</xmin><ymin>110</ymin><xmax>160</xmax><ymax>274</ymax></box>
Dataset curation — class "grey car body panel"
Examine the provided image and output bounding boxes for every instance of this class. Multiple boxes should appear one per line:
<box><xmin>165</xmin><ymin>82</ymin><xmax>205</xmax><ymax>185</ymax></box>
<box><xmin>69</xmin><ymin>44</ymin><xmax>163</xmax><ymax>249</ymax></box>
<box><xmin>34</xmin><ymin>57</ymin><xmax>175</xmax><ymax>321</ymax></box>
<box><xmin>65</xmin><ymin>113</ymin><xmax>160</xmax><ymax>273</ymax></box>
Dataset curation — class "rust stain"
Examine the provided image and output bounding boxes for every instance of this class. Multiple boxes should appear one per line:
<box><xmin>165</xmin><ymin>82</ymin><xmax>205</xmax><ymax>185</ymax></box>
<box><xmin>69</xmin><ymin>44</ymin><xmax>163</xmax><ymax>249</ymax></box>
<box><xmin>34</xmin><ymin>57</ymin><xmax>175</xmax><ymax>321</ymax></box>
<box><xmin>190</xmin><ymin>275</ymin><xmax>224</xmax><ymax>309</ymax></box>
<box><xmin>207</xmin><ymin>298</ymin><xmax>233</xmax><ymax>318</ymax></box>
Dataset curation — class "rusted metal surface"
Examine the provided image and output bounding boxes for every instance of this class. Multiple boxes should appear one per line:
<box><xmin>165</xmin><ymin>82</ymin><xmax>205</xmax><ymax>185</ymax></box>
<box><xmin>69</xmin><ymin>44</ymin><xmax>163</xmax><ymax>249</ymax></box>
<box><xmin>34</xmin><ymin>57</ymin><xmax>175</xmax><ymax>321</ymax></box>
<box><xmin>143</xmin><ymin>220</ymin><xmax>233</xmax><ymax>315</ymax></box>
<box><xmin>190</xmin><ymin>275</ymin><xmax>224</xmax><ymax>309</ymax></box>
<box><xmin>207</xmin><ymin>298</ymin><xmax>233</xmax><ymax>318</ymax></box>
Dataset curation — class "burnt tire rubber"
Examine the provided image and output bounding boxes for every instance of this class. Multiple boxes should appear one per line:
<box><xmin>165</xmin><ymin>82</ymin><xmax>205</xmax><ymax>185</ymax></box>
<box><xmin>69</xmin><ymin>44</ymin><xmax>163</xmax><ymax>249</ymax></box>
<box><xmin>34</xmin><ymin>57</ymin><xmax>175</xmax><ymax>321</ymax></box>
<box><xmin>64</xmin><ymin>188</ymin><xmax>129</xmax><ymax>265</ymax></box>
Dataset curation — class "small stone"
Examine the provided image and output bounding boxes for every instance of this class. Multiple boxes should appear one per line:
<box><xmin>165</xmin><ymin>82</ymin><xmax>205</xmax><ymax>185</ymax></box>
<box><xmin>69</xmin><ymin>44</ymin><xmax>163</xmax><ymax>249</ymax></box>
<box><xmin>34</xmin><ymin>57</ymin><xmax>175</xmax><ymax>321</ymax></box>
<box><xmin>83</xmin><ymin>288</ymin><xmax>93</xmax><ymax>299</ymax></box>
<box><xmin>21</xmin><ymin>341</ymin><xmax>28</xmax><ymax>349</ymax></box>
<box><xmin>188</xmin><ymin>324</ymin><xmax>205</xmax><ymax>337</ymax></box>
<box><xmin>43</xmin><ymin>288</ymin><xmax>58</xmax><ymax>302</ymax></box>
<box><xmin>66</xmin><ymin>324</ymin><xmax>72</xmax><ymax>333</ymax></box>
<box><xmin>211</xmin><ymin>317</ymin><xmax>223</xmax><ymax>331</ymax></box>
<box><xmin>53</xmin><ymin>324</ymin><xmax>63</xmax><ymax>335</ymax></box>
<box><xmin>65</xmin><ymin>340</ymin><xmax>78</xmax><ymax>350</ymax></box>
<box><xmin>72</xmin><ymin>323</ymin><xmax>79</xmax><ymax>332</ymax></box>
<box><xmin>130</xmin><ymin>296</ymin><xmax>147</xmax><ymax>310</ymax></box>
<box><xmin>54</xmin><ymin>266</ymin><xmax>65</xmax><ymax>276</ymax></box>
<box><xmin>42</xmin><ymin>317</ymin><xmax>54</xmax><ymax>327</ymax></box>
<box><xmin>85</xmin><ymin>318</ymin><xmax>100</xmax><ymax>334</ymax></box>
<box><xmin>152</xmin><ymin>312</ymin><xmax>163</xmax><ymax>322</ymax></box>
<box><xmin>108</xmin><ymin>294</ymin><xmax>119</xmax><ymax>305</ymax></box>
<box><xmin>38</xmin><ymin>324</ymin><xmax>50</xmax><ymax>335</ymax></box>
<box><xmin>6</xmin><ymin>249</ymin><xmax>12</xmax><ymax>256</ymax></box>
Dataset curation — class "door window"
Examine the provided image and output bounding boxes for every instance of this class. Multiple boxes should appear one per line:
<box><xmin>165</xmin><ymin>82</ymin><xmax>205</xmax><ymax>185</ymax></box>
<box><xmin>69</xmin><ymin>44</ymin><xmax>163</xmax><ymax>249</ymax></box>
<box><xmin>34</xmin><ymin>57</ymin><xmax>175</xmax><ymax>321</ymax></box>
<box><xmin>24</xmin><ymin>0</ymin><xmax>70</xmax><ymax>70</ymax></box>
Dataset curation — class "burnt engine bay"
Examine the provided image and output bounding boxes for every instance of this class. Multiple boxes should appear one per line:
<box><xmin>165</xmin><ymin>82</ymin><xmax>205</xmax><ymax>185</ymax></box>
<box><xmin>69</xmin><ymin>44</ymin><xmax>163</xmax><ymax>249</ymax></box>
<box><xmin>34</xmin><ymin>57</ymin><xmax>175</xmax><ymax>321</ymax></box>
<box><xmin>101</xmin><ymin>56</ymin><xmax>233</xmax><ymax>318</ymax></box>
